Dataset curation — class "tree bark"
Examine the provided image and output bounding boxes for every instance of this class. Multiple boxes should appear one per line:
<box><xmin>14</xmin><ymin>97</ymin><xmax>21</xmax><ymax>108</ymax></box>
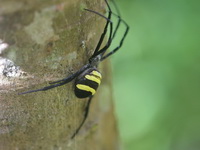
<box><xmin>0</xmin><ymin>0</ymin><xmax>120</xmax><ymax>149</ymax></box>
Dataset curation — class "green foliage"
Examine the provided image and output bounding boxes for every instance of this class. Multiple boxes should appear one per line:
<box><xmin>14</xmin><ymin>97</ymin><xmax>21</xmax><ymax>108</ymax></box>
<box><xmin>111</xmin><ymin>0</ymin><xmax>200</xmax><ymax>150</ymax></box>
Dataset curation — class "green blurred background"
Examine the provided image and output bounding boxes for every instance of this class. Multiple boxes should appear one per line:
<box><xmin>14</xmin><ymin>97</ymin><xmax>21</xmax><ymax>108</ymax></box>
<box><xmin>110</xmin><ymin>0</ymin><xmax>200</xmax><ymax>150</ymax></box>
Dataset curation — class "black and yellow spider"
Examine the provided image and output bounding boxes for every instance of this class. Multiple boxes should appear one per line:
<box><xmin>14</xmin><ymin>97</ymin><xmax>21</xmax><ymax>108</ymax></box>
<box><xmin>19</xmin><ymin>0</ymin><xmax>129</xmax><ymax>138</ymax></box>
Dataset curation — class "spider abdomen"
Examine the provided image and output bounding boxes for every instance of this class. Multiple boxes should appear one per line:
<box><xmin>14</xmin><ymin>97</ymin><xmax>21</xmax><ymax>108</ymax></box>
<box><xmin>74</xmin><ymin>68</ymin><xmax>102</xmax><ymax>98</ymax></box>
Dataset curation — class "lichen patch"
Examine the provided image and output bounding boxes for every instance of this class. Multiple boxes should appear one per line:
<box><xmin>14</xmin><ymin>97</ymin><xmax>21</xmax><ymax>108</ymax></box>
<box><xmin>24</xmin><ymin>8</ymin><xmax>55</xmax><ymax>45</ymax></box>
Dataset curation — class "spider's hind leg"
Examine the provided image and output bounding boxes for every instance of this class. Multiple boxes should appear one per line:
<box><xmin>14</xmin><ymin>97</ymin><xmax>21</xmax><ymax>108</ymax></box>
<box><xmin>71</xmin><ymin>96</ymin><xmax>93</xmax><ymax>139</ymax></box>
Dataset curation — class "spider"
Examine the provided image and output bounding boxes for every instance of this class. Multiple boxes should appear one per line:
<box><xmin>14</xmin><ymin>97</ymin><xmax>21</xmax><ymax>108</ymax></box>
<box><xmin>19</xmin><ymin>0</ymin><xmax>129</xmax><ymax>139</ymax></box>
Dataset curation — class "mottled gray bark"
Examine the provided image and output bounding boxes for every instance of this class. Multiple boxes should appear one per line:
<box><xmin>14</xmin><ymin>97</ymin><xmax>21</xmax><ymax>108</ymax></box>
<box><xmin>0</xmin><ymin>0</ymin><xmax>120</xmax><ymax>149</ymax></box>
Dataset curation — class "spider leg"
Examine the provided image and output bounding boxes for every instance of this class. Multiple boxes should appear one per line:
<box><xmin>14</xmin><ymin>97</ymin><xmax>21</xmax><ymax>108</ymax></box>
<box><xmin>89</xmin><ymin>0</ymin><xmax>112</xmax><ymax>60</ymax></box>
<box><xmin>90</xmin><ymin>0</ymin><xmax>122</xmax><ymax>58</ymax></box>
<box><xmin>18</xmin><ymin>64</ymin><xmax>90</xmax><ymax>95</ymax></box>
<box><xmin>101</xmin><ymin>17</ymin><xmax>129</xmax><ymax>61</ymax></box>
<box><xmin>49</xmin><ymin>64</ymin><xmax>90</xmax><ymax>84</ymax></box>
<box><xmin>100</xmin><ymin>1</ymin><xmax>129</xmax><ymax>61</ymax></box>
<box><xmin>18</xmin><ymin>80</ymin><xmax>71</xmax><ymax>95</ymax></box>
<box><xmin>110</xmin><ymin>0</ymin><xmax>121</xmax><ymax>40</ymax></box>
<box><xmin>71</xmin><ymin>96</ymin><xmax>93</xmax><ymax>139</ymax></box>
<box><xmin>84</xmin><ymin>8</ymin><xmax>113</xmax><ymax>59</ymax></box>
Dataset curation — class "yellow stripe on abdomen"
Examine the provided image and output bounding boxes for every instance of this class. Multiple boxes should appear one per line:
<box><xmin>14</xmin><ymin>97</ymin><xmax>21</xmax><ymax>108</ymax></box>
<box><xmin>91</xmin><ymin>70</ymin><xmax>102</xmax><ymax>79</ymax></box>
<box><xmin>85</xmin><ymin>75</ymin><xmax>101</xmax><ymax>85</ymax></box>
<box><xmin>76</xmin><ymin>84</ymin><xmax>96</xmax><ymax>95</ymax></box>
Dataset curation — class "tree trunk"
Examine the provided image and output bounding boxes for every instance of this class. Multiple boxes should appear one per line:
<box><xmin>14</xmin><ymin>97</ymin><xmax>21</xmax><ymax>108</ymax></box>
<box><xmin>0</xmin><ymin>0</ymin><xmax>120</xmax><ymax>149</ymax></box>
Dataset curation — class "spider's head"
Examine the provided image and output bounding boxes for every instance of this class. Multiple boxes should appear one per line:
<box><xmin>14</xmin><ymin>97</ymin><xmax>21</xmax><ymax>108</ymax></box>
<box><xmin>89</xmin><ymin>54</ymin><xmax>101</xmax><ymax>67</ymax></box>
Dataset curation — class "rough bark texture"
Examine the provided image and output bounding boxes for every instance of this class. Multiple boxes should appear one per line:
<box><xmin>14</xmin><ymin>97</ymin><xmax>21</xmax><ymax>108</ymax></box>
<box><xmin>0</xmin><ymin>0</ymin><xmax>120</xmax><ymax>149</ymax></box>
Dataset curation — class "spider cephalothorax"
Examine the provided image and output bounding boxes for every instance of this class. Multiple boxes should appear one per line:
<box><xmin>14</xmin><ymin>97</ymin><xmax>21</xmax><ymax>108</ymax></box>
<box><xmin>19</xmin><ymin>0</ymin><xmax>129</xmax><ymax>139</ymax></box>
